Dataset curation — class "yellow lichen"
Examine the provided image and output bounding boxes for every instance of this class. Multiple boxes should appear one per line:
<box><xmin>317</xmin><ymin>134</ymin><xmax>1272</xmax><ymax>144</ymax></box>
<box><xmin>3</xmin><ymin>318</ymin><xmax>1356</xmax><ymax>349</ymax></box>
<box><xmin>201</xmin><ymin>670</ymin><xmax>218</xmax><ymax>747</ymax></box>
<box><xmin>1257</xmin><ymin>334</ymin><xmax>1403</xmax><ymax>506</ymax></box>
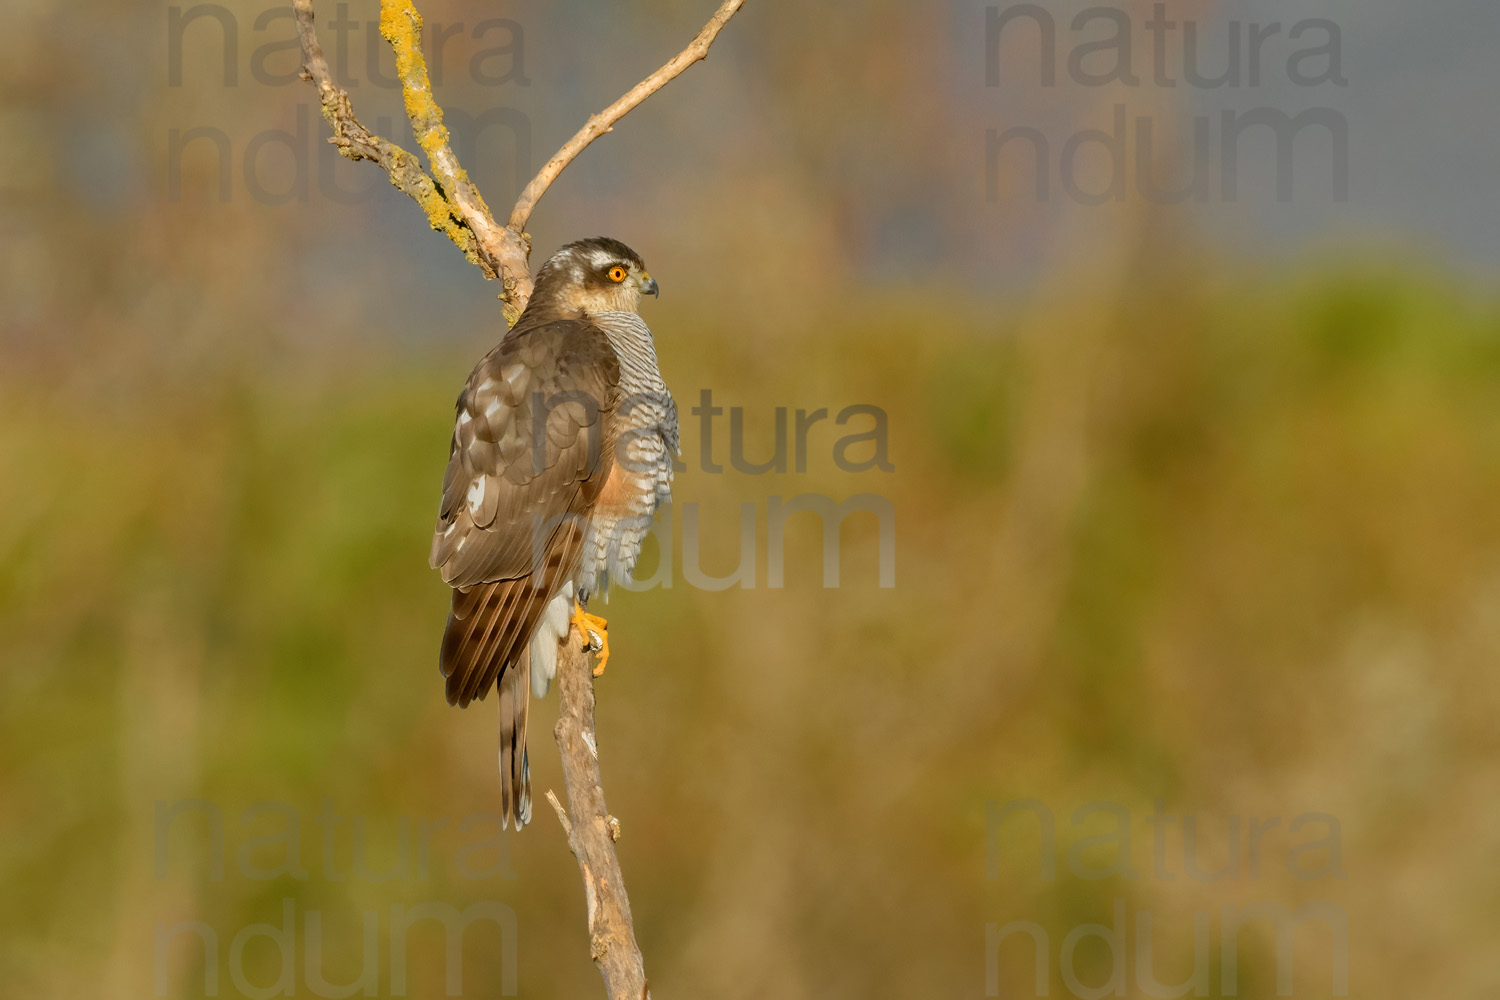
<box><xmin>359</xmin><ymin>1</ymin><xmax>483</xmax><ymax>265</ymax></box>
<box><xmin>379</xmin><ymin>0</ymin><xmax>452</xmax><ymax>168</ymax></box>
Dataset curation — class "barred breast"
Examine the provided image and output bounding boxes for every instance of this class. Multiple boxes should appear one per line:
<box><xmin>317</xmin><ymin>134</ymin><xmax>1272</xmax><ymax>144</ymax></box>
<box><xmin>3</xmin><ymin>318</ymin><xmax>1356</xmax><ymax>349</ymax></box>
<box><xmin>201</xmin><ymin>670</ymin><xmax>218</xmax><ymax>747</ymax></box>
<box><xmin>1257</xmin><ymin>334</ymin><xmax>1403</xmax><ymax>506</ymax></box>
<box><xmin>580</xmin><ymin>310</ymin><xmax>679</xmax><ymax>598</ymax></box>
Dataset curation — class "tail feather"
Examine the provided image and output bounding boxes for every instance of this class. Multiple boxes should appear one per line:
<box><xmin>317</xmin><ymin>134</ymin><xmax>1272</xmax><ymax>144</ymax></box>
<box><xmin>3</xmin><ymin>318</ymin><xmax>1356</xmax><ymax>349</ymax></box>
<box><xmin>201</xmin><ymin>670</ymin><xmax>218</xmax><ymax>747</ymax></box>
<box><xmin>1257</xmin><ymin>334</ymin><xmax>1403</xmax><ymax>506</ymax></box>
<box><xmin>497</xmin><ymin>654</ymin><xmax>531</xmax><ymax>829</ymax></box>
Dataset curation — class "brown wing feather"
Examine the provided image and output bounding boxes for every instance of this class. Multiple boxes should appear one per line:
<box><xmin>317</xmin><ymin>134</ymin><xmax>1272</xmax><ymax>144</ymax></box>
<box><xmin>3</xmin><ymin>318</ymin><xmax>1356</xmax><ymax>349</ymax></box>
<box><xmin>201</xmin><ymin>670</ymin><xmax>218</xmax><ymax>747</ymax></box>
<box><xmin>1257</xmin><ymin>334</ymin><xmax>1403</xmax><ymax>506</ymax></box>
<box><xmin>439</xmin><ymin>518</ymin><xmax>586</xmax><ymax>706</ymax></box>
<box><xmin>431</xmin><ymin>319</ymin><xmax>620</xmax><ymax>708</ymax></box>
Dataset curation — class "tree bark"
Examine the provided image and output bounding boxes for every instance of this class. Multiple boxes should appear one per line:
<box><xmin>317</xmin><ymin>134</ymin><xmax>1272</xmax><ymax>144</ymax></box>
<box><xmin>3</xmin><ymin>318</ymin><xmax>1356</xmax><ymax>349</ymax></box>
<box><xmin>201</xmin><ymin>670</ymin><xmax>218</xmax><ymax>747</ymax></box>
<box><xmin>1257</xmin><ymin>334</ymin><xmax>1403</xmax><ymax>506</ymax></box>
<box><xmin>546</xmin><ymin>641</ymin><xmax>650</xmax><ymax>998</ymax></box>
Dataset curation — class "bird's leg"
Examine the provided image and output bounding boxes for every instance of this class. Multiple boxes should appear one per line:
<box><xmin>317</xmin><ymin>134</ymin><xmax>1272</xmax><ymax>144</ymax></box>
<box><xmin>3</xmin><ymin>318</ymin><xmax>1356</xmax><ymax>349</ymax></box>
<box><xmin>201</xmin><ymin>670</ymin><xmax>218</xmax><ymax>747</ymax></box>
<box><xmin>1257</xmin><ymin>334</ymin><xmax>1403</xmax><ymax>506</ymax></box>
<box><xmin>571</xmin><ymin>599</ymin><xmax>610</xmax><ymax>677</ymax></box>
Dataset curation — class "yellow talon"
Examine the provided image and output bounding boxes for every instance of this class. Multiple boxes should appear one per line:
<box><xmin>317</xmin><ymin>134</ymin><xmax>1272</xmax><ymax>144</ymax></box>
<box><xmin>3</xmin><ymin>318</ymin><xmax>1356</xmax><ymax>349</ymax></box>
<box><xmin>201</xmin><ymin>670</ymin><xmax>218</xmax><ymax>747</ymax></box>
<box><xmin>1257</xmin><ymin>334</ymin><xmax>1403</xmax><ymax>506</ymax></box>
<box><xmin>571</xmin><ymin>601</ymin><xmax>610</xmax><ymax>676</ymax></box>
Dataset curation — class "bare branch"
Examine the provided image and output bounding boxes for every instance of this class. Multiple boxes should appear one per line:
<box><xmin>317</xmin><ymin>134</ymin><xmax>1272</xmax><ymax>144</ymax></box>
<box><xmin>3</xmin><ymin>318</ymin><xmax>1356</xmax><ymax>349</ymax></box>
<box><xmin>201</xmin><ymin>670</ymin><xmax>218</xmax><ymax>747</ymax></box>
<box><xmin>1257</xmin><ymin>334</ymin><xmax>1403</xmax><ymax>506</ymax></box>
<box><xmin>553</xmin><ymin>638</ymin><xmax>651</xmax><ymax>998</ymax></box>
<box><xmin>509</xmin><ymin>0</ymin><xmax>748</xmax><ymax>233</ymax></box>
<box><xmin>545</xmin><ymin>788</ymin><xmax>573</xmax><ymax>837</ymax></box>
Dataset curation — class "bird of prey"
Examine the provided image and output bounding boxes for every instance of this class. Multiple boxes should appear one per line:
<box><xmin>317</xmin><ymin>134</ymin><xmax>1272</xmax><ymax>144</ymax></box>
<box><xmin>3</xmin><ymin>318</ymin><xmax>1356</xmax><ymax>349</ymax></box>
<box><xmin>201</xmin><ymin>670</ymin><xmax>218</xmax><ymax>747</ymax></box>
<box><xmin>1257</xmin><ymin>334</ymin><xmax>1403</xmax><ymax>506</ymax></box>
<box><xmin>429</xmin><ymin>237</ymin><xmax>678</xmax><ymax>829</ymax></box>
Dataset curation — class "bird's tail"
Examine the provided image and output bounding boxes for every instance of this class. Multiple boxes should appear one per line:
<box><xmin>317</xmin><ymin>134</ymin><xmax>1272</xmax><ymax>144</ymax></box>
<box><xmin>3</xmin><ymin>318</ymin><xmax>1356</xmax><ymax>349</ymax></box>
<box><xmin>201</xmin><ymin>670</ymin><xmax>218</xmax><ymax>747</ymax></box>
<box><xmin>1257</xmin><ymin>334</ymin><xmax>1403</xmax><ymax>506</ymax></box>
<box><xmin>497</xmin><ymin>656</ymin><xmax>531</xmax><ymax>829</ymax></box>
<box><xmin>493</xmin><ymin>587</ymin><xmax>575</xmax><ymax>831</ymax></box>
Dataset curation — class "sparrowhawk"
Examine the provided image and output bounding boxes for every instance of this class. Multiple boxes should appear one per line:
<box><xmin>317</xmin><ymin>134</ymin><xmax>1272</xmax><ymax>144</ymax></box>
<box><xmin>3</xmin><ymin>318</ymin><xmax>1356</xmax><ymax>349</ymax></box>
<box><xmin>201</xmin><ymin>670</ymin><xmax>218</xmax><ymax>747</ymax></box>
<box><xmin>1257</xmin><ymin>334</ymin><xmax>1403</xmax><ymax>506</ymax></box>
<box><xmin>429</xmin><ymin>237</ymin><xmax>678</xmax><ymax>829</ymax></box>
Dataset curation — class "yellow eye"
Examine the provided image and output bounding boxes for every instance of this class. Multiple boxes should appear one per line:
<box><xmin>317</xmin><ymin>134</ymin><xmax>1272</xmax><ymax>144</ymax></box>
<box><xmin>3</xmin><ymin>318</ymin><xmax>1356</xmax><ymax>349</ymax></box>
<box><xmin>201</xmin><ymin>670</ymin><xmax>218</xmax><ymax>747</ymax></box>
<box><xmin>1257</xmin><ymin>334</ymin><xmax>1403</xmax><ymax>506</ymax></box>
<box><xmin>607</xmin><ymin>265</ymin><xmax>628</xmax><ymax>283</ymax></box>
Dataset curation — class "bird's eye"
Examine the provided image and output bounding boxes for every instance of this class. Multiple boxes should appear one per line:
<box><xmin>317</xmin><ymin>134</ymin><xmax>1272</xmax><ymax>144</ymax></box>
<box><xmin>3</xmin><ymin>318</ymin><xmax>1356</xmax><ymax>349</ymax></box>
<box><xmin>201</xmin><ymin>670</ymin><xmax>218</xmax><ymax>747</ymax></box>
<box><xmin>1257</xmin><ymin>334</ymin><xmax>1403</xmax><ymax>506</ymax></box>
<box><xmin>607</xmin><ymin>265</ymin><xmax>628</xmax><ymax>283</ymax></box>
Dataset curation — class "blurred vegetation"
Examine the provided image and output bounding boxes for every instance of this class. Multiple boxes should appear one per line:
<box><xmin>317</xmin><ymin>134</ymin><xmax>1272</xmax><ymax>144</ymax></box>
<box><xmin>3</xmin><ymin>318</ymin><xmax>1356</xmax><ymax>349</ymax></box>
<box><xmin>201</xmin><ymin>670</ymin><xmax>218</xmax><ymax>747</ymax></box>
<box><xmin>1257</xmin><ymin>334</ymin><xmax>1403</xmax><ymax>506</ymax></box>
<box><xmin>3</xmin><ymin>0</ymin><xmax>1498</xmax><ymax>996</ymax></box>
<box><xmin>4</xmin><ymin>263</ymin><xmax>1500</xmax><ymax>997</ymax></box>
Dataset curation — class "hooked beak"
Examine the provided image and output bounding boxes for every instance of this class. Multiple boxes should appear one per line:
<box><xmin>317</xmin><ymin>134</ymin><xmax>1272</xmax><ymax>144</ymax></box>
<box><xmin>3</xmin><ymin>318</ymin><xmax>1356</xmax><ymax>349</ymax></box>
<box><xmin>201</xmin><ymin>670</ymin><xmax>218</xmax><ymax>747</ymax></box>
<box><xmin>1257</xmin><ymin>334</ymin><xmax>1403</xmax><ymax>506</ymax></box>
<box><xmin>640</xmin><ymin>273</ymin><xmax>660</xmax><ymax>298</ymax></box>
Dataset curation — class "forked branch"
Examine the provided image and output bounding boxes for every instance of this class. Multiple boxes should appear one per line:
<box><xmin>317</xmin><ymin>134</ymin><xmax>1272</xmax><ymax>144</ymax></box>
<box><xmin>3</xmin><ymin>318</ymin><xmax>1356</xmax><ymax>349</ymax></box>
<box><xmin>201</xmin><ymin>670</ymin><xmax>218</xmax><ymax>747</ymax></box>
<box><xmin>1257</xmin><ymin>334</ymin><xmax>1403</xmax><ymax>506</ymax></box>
<box><xmin>293</xmin><ymin>2</ymin><xmax>746</xmax><ymax>997</ymax></box>
<box><xmin>294</xmin><ymin>0</ymin><xmax>744</xmax><ymax>322</ymax></box>
<box><xmin>292</xmin><ymin>0</ymin><xmax>471</xmax><ymax>264</ymax></box>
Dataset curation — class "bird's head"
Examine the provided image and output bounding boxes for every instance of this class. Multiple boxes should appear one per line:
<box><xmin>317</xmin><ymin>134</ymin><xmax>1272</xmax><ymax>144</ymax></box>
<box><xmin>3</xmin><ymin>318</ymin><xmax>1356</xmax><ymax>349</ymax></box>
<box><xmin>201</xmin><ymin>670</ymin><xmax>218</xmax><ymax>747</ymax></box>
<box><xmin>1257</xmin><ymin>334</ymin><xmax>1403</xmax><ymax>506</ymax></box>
<box><xmin>531</xmin><ymin>237</ymin><xmax>659</xmax><ymax>317</ymax></box>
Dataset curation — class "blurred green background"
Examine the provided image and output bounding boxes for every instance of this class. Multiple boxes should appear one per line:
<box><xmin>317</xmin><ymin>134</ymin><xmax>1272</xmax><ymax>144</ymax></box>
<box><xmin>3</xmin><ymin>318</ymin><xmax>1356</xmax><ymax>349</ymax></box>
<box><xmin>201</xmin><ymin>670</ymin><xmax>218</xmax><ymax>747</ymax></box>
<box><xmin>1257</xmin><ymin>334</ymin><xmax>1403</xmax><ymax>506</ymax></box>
<box><xmin>3</xmin><ymin>0</ymin><xmax>1498</xmax><ymax>996</ymax></box>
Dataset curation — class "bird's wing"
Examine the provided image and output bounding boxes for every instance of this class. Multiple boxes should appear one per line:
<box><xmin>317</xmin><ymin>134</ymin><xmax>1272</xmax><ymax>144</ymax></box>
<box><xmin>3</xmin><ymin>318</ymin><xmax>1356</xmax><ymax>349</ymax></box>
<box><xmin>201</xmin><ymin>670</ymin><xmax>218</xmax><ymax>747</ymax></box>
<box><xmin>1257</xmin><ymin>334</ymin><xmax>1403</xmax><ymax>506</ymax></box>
<box><xmin>430</xmin><ymin>318</ymin><xmax>620</xmax><ymax>707</ymax></box>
